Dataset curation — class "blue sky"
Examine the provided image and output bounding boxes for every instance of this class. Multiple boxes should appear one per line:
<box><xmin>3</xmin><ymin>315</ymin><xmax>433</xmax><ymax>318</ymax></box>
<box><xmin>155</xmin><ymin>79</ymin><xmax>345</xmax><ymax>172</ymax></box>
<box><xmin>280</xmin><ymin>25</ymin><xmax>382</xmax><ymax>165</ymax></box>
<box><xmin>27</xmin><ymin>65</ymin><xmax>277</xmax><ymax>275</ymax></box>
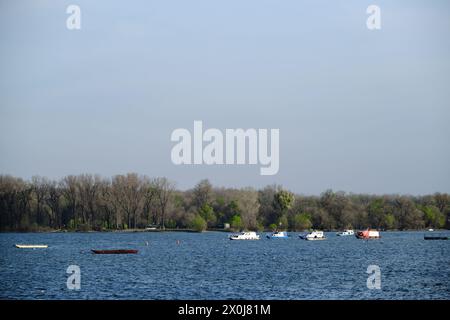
<box><xmin>1</xmin><ymin>0</ymin><xmax>449</xmax><ymax>194</ymax></box>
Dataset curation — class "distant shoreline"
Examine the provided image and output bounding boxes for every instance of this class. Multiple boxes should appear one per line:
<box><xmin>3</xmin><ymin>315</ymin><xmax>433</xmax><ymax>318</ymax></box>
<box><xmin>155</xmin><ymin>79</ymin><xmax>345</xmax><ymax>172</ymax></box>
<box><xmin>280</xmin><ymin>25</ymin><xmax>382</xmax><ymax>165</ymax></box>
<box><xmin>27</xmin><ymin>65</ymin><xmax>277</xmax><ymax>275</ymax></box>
<box><xmin>2</xmin><ymin>175</ymin><xmax>448</xmax><ymax>233</ymax></box>
<box><xmin>1</xmin><ymin>228</ymin><xmax>448</xmax><ymax>234</ymax></box>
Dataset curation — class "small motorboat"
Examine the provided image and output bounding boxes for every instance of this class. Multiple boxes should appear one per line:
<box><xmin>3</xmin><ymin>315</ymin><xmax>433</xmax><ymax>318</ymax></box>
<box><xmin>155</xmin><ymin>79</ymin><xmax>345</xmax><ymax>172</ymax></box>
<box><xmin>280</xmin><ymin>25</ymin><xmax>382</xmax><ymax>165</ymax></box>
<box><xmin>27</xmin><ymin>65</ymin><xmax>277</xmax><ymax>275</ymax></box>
<box><xmin>266</xmin><ymin>231</ymin><xmax>288</xmax><ymax>239</ymax></box>
<box><xmin>336</xmin><ymin>229</ymin><xmax>354</xmax><ymax>236</ymax></box>
<box><xmin>15</xmin><ymin>244</ymin><xmax>48</xmax><ymax>249</ymax></box>
<box><xmin>299</xmin><ymin>230</ymin><xmax>326</xmax><ymax>240</ymax></box>
<box><xmin>355</xmin><ymin>229</ymin><xmax>380</xmax><ymax>239</ymax></box>
<box><xmin>229</xmin><ymin>231</ymin><xmax>260</xmax><ymax>240</ymax></box>
<box><xmin>91</xmin><ymin>249</ymin><xmax>139</xmax><ymax>254</ymax></box>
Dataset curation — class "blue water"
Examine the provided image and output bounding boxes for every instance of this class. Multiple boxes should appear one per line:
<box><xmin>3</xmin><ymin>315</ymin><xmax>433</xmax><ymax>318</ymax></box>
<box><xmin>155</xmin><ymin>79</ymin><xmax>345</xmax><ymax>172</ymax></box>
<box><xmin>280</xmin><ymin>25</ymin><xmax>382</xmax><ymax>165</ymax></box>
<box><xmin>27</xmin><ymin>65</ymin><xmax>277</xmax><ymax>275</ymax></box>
<box><xmin>0</xmin><ymin>231</ymin><xmax>449</xmax><ymax>299</ymax></box>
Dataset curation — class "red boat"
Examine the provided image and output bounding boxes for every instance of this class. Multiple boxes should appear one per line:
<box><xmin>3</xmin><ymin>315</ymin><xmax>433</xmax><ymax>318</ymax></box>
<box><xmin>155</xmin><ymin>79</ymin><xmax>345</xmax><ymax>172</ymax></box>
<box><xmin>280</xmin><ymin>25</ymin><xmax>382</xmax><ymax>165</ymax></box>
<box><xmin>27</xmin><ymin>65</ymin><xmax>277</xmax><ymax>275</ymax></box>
<box><xmin>355</xmin><ymin>229</ymin><xmax>380</xmax><ymax>239</ymax></box>
<box><xmin>91</xmin><ymin>249</ymin><xmax>138</xmax><ymax>254</ymax></box>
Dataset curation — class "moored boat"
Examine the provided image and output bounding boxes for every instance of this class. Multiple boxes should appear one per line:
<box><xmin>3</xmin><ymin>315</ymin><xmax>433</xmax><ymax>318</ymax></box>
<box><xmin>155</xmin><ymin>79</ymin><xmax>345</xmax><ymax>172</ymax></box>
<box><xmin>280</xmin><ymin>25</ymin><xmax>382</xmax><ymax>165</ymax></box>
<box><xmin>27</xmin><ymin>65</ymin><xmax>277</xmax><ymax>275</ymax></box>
<box><xmin>299</xmin><ymin>230</ymin><xmax>326</xmax><ymax>240</ymax></box>
<box><xmin>355</xmin><ymin>229</ymin><xmax>380</xmax><ymax>239</ymax></box>
<box><xmin>336</xmin><ymin>229</ymin><xmax>354</xmax><ymax>236</ymax></box>
<box><xmin>424</xmin><ymin>234</ymin><xmax>449</xmax><ymax>240</ymax></box>
<box><xmin>266</xmin><ymin>231</ymin><xmax>288</xmax><ymax>239</ymax></box>
<box><xmin>91</xmin><ymin>249</ymin><xmax>138</xmax><ymax>254</ymax></box>
<box><xmin>229</xmin><ymin>231</ymin><xmax>260</xmax><ymax>240</ymax></box>
<box><xmin>15</xmin><ymin>244</ymin><xmax>48</xmax><ymax>249</ymax></box>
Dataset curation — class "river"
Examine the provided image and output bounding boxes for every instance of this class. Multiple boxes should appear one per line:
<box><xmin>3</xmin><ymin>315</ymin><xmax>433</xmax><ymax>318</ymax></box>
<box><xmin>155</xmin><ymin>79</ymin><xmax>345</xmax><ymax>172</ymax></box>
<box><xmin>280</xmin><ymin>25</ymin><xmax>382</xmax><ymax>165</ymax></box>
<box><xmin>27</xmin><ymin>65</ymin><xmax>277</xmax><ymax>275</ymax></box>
<box><xmin>0</xmin><ymin>231</ymin><xmax>449</xmax><ymax>299</ymax></box>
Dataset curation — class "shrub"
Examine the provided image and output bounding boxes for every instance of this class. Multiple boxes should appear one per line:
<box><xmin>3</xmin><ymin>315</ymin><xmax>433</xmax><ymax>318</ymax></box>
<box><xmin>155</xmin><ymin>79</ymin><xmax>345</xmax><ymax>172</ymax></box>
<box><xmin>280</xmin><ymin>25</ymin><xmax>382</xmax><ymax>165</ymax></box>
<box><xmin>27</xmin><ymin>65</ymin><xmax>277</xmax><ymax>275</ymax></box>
<box><xmin>190</xmin><ymin>214</ymin><xmax>207</xmax><ymax>232</ymax></box>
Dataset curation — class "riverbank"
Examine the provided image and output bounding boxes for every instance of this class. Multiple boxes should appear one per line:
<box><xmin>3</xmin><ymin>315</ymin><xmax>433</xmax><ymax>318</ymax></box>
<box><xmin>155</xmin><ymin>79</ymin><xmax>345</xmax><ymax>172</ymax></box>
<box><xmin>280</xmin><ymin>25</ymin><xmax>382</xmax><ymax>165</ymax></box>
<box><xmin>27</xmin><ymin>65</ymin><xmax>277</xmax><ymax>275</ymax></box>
<box><xmin>1</xmin><ymin>228</ymin><xmax>448</xmax><ymax>234</ymax></box>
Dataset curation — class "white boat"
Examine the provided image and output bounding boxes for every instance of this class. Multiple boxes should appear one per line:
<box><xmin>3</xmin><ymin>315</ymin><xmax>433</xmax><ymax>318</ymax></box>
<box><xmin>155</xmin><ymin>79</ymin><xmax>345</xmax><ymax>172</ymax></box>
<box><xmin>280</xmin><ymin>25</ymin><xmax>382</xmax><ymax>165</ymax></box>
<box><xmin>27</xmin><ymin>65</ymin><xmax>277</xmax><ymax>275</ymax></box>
<box><xmin>355</xmin><ymin>229</ymin><xmax>380</xmax><ymax>239</ymax></box>
<box><xmin>266</xmin><ymin>231</ymin><xmax>288</xmax><ymax>239</ymax></box>
<box><xmin>229</xmin><ymin>231</ymin><xmax>260</xmax><ymax>240</ymax></box>
<box><xmin>15</xmin><ymin>244</ymin><xmax>48</xmax><ymax>249</ymax></box>
<box><xmin>336</xmin><ymin>229</ymin><xmax>354</xmax><ymax>236</ymax></box>
<box><xmin>299</xmin><ymin>230</ymin><xmax>326</xmax><ymax>240</ymax></box>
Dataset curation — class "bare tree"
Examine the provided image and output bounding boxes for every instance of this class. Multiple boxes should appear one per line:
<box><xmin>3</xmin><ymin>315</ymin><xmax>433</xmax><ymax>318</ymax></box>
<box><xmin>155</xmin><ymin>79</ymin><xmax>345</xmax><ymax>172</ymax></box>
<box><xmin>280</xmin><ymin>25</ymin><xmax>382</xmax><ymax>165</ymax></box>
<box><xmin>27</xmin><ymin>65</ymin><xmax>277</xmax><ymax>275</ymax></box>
<box><xmin>60</xmin><ymin>175</ymin><xmax>79</xmax><ymax>228</ymax></box>
<box><xmin>111</xmin><ymin>173</ymin><xmax>144</xmax><ymax>229</ymax></box>
<box><xmin>31</xmin><ymin>176</ymin><xmax>50</xmax><ymax>226</ymax></box>
<box><xmin>0</xmin><ymin>175</ymin><xmax>32</xmax><ymax>230</ymax></box>
<box><xmin>1</xmin><ymin>174</ymin><xmax>449</xmax><ymax>232</ymax></box>
<box><xmin>141</xmin><ymin>176</ymin><xmax>158</xmax><ymax>226</ymax></box>
<box><xmin>234</xmin><ymin>188</ymin><xmax>260</xmax><ymax>230</ymax></box>
<box><xmin>192</xmin><ymin>179</ymin><xmax>213</xmax><ymax>209</ymax></box>
<box><xmin>97</xmin><ymin>179</ymin><xmax>116</xmax><ymax>229</ymax></box>
<box><xmin>154</xmin><ymin>177</ymin><xmax>175</xmax><ymax>230</ymax></box>
<box><xmin>77</xmin><ymin>174</ymin><xmax>102</xmax><ymax>227</ymax></box>
<box><xmin>47</xmin><ymin>180</ymin><xmax>62</xmax><ymax>229</ymax></box>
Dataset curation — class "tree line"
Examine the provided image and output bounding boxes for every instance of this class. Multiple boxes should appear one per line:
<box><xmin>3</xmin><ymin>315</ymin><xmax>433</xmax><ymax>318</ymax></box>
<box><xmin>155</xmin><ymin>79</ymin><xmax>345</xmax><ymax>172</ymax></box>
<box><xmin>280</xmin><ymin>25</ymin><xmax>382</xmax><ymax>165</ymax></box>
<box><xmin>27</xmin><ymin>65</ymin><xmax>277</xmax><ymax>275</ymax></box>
<box><xmin>0</xmin><ymin>174</ymin><xmax>449</xmax><ymax>232</ymax></box>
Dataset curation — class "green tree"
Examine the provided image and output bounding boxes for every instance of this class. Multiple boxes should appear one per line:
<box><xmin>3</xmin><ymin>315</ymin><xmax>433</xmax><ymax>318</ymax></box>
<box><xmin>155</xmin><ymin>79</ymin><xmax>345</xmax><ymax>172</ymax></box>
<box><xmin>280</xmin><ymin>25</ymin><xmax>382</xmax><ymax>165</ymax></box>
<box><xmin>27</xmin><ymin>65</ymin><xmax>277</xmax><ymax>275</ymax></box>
<box><xmin>383</xmin><ymin>213</ymin><xmax>396</xmax><ymax>230</ymax></box>
<box><xmin>422</xmin><ymin>206</ymin><xmax>445</xmax><ymax>229</ymax></box>
<box><xmin>368</xmin><ymin>199</ymin><xmax>385</xmax><ymax>228</ymax></box>
<box><xmin>190</xmin><ymin>214</ymin><xmax>207</xmax><ymax>232</ymax></box>
<box><xmin>292</xmin><ymin>213</ymin><xmax>312</xmax><ymax>231</ymax></box>
<box><xmin>273</xmin><ymin>190</ymin><xmax>295</xmax><ymax>225</ymax></box>
<box><xmin>277</xmin><ymin>215</ymin><xmax>288</xmax><ymax>230</ymax></box>
<box><xmin>198</xmin><ymin>203</ymin><xmax>216</xmax><ymax>227</ymax></box>
<box><xmin>230</xmin><ymin>215</ymin><xmax>243</xmax><ymax>230</ymax></box>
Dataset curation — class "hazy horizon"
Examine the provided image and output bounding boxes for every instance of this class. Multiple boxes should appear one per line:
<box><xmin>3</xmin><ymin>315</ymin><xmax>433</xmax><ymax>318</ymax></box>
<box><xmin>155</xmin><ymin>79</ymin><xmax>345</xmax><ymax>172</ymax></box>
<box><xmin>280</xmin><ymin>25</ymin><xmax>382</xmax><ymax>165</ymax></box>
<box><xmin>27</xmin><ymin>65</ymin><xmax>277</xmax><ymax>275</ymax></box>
<box><xmin>1</xmin><ymin>0</ymin><xmax>450</xmax><ymax>195</ymax></box>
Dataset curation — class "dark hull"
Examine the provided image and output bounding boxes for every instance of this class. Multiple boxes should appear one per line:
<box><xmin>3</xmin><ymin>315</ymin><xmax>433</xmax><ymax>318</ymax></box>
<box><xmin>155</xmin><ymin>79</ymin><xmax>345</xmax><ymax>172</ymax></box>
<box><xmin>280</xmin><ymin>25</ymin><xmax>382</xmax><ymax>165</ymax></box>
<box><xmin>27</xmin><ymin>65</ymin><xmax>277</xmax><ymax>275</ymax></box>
<box><xmin>91</xmin><ymin>249</ymin><xmax>138</xmax><ymax>254</ymax></box>
<box><xmin>355</xmin><ymin>235</ymin><xmax>381</xmax><ymax>239</ymax></box>
<box><xmin>424</xmin><ymin>236</ymin><xmax>449</xmax><ymax>240</ymax></box>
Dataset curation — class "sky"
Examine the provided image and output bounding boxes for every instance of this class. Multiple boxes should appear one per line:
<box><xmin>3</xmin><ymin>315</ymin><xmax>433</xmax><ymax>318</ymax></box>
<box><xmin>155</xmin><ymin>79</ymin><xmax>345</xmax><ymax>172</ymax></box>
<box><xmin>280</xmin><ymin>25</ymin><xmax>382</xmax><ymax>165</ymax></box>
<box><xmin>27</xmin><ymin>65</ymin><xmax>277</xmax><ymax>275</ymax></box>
<box><xmin>1</xmin><ymin>0</ymin><xmax>449</xmax><ymax>195</ymax></box>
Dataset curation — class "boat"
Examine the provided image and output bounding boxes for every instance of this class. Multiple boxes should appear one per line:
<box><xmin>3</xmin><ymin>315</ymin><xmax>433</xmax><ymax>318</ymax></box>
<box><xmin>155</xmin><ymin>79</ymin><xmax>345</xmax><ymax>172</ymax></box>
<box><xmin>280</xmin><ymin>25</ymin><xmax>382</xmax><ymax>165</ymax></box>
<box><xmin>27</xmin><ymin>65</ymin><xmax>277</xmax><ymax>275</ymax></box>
<box><xmin>336</xmin><ymin>229</ymin><xmax>354</xmax><ymax>236</ymax></box>
<box><xmin>424</xmin><ymin>234</ymin><xmax>449</xmax><ymax>240</ymax></box>
<box><xmin>15</xmin><ymin>244</ymin><xmax>48</xmax><ymax>249</ymax></box>
<box><xmin>91</xmin><ymin>249</ymin><xmax>139</xmax><ymax>254</ymax></box>
<box><xmin>266</xmin><ymin>231</ymin><xmax>289</xmax><ymax>239</ymax></box>
<box><xmin>299</xmin><ymin>230</ymin><xmax>326</xmax><ymax>240</ymax></box>
<box><xmin>229</xmin><ymin>231</ymin><xmax>260</xmax><ymax>240</ymax></box>
<box><xmin>355</xmin><ymin>229</ymin><xmax>380</xmax><ymax>239</ymax></box>
<box><xmin>428</xmin><ymin>228</ymin><xmax>434</xmax><ymax>232</ymax></box>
